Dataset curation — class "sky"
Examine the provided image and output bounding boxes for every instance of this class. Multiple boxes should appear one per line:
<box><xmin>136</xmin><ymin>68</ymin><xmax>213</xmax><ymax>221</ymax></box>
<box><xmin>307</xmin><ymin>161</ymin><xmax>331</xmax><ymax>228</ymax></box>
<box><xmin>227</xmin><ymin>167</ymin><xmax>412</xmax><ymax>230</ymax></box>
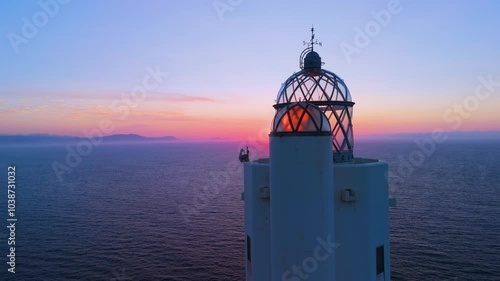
<box><xmin>0</xmin><ymin>0</ymin><xmax>499</xmax><ymax>140</ymax></box>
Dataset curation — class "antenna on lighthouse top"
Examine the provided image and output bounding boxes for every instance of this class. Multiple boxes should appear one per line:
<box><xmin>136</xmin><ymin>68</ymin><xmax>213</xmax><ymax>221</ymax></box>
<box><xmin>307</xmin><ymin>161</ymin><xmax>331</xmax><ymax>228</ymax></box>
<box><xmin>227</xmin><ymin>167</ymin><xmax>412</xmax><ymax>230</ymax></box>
<box><xmin>303</xmin><ymin>26</ymin><xmax>322</xmax><ymax>51</ymax></box>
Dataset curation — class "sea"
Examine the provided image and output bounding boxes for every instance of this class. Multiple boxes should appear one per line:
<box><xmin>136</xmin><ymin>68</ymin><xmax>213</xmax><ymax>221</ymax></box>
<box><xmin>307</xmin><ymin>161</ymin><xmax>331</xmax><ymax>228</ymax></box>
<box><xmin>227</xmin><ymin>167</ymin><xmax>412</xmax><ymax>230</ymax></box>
<box><xmin>0</xmin><ymin>138</ymin><xmax>499</xmax><ymax>281</ymax></box>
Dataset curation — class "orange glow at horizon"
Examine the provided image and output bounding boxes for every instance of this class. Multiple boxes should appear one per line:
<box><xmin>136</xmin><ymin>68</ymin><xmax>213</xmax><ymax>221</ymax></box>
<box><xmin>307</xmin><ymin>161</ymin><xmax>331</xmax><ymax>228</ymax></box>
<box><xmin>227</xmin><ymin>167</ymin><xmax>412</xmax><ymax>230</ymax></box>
<box><xmin>2</xmin><ymin>111</ymin><xmax>499</xmax><ymax>141</ymax></box>
<box><xmin>1</xmin><ymin>92</ymin><xmax>499</xmax><ymax>140</ymax></box>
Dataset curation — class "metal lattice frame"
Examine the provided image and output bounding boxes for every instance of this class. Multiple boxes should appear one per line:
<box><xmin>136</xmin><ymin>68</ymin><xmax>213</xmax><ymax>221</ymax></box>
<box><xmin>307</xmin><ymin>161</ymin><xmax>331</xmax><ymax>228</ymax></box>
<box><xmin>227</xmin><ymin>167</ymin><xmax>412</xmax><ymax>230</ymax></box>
<box><xmin>274</xmin><ymin>69</ymin><xmax>354</xmax><ymax>161</ymax></box>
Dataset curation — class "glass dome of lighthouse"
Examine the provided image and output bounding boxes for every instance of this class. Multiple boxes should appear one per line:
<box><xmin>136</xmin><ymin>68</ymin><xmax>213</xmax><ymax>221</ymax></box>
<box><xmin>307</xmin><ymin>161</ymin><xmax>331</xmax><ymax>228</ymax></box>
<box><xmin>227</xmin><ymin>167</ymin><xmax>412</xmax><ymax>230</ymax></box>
<box><xmin>274</xmin><ymin>28</ymin><xmax>355</xmax><ymax>162</ymax></box>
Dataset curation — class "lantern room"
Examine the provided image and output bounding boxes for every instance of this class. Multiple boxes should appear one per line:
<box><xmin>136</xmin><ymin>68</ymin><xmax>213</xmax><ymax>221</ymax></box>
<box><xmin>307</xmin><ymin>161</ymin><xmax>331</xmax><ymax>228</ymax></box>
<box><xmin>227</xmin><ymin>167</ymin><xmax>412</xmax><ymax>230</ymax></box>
<box><xmin>274</xmin><ymin>28</ymin><xmax>355</xmax><ymax>162</ymax></box>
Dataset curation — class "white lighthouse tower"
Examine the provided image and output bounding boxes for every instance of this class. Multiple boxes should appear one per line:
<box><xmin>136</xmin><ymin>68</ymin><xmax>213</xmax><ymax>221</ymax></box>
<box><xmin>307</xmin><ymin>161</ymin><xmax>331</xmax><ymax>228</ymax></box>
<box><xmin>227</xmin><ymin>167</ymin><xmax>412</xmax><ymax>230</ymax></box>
<box><xmin>243</xmin><ymin>28</ymin><xmax>392</xmax><ymax>281</ymax></box>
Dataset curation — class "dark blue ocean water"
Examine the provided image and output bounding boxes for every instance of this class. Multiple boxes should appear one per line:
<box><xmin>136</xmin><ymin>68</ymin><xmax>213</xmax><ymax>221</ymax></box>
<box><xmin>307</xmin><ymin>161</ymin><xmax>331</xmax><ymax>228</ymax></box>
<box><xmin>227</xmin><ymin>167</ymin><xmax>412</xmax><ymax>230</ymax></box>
<box><xmin>0</xmin><ymin>139</ymin><xmax>499</xmax><ymax>281</ymax></box>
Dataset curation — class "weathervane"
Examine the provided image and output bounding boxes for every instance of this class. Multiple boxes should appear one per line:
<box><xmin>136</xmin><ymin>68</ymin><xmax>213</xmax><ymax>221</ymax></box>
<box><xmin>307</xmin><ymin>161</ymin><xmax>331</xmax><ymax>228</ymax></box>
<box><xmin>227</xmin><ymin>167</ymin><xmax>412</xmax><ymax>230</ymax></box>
<box><xmin>303</xmin><ymin>26</ymin><xmax>322</xmax><ymax>51</ymax></box>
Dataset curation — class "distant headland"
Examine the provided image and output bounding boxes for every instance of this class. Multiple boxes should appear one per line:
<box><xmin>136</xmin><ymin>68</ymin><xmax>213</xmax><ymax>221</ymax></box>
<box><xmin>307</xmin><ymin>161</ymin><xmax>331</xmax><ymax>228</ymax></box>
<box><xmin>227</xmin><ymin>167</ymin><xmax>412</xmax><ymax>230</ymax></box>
<box><xmin>0</xmin><ymin>134</ymin><xmax>178</xmax><ymax>144</ymax></box>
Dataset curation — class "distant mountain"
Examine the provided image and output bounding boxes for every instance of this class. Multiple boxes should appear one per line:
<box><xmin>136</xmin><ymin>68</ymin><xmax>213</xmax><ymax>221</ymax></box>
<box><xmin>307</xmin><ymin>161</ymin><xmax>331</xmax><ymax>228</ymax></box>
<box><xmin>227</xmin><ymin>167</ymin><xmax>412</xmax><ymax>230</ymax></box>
<box><xmin>102</xmin><ymin>134</ymin><xmax>177</xmax><ymax>142</ymax></box>
<box><xmin>0</xmin><ymin>134</ymin><xmax>177</xmax><ymax>144</ymax></box>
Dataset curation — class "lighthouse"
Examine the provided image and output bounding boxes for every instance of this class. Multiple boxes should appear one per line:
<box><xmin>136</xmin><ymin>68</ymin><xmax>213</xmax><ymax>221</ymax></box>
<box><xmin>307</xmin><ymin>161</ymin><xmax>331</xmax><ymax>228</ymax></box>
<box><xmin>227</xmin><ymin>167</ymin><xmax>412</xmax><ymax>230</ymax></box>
<box><xmin>243</xmin><ymin>28</ymin><xmax>392</xmax><ymax>281</ymax></box>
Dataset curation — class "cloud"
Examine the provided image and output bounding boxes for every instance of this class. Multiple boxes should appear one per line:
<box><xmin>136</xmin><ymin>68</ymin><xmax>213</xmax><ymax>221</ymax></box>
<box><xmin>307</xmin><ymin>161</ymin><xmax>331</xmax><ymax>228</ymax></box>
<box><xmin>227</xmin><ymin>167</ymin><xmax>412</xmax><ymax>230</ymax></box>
<box><xmin>0</xmin><ymin>90</ymin><xmax>220</xmax><ymax>104</ymax></box>
<box><xmin>126</xmin><ymin>110</ymin><xmax>195</xmax><ymax>120</ymax></box>
<box><xmin>65</xmin><ymin>107</ymin><xmax>198</xmax><ymax>122</ymax></box>
<box><xmin>164</xmin><ymin>95</ymin><xmax>217</xmax><ymax>102</ymax></box>
<box><xmin>0</xmin><ymin>105</ymin><xmax>48</xmax><ymax>114</ymax></box>
<box><xmin>56</xmin><ymin>93</ymin><xmax>219</xmax><ymax>103</ymax></box>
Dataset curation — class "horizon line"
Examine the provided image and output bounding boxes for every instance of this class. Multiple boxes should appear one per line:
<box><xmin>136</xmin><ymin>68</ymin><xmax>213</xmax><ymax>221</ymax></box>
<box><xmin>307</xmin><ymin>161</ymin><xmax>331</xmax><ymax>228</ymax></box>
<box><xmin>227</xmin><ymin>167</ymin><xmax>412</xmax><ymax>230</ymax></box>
<box><xmin>0</xmin><ymin>130</ymin><xmax>499</xmax><ymax>141</ymax></box>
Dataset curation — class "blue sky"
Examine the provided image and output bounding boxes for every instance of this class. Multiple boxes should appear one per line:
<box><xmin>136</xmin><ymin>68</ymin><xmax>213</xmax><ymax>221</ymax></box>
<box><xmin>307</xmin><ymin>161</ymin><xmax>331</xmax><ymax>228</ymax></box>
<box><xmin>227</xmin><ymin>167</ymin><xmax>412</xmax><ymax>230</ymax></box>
<box><xmin>1</xmin><ymin>0</ymin><xmax>499</xmax><ymax>138</ymax></box>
